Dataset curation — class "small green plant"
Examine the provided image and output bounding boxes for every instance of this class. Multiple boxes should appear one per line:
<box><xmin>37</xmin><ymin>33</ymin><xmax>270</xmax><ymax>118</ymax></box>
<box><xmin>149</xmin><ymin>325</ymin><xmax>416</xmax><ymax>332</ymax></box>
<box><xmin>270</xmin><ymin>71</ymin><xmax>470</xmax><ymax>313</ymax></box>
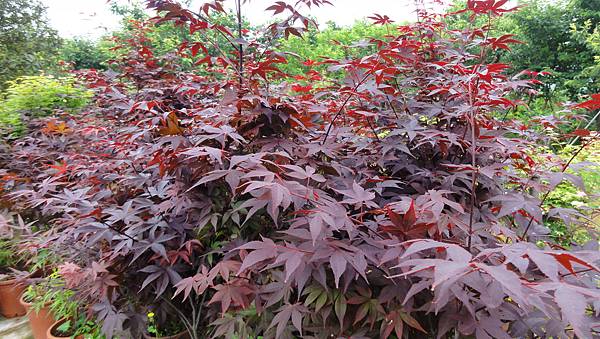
<box><xmin>54</xmin><ymin>317</ymin><xmax>101</xmax><ymax>338</ymax></box>
<box><xmin>147</xmin><ymin>311</ymin><xmax>186</xmax><ymax>338</ymax></box>
<box><xmin>147</xmin><ymin>312</ymin><xmax>159</xmax><ymax>337</ymax></box>
<box><xmin>56</xmin><ymin>319</ymin><xmax>74</xmax><ymax>335</ymax></box>
<box><xmin>0</xmin><ymin>75</ymin><xmax>92</xmax><ymax>137</ymax></box>
<box><xmin>24</xmin><ymin>271</ymin><xmax>102</xmax><ymax>337</ymax></box>
<box><xmin>23</xmin><ymin>271</ymin><xmax>77</xmax><ymax>313</ymax></box>
<box><xmin>0</xmin><ymin>238</ymin><xmax>20</xmax><ymax>278</ymax></box>
<box><xmin>26</xmin><ymin>247</ymin><xmax>56</xmax><ymax>274</ymax></box>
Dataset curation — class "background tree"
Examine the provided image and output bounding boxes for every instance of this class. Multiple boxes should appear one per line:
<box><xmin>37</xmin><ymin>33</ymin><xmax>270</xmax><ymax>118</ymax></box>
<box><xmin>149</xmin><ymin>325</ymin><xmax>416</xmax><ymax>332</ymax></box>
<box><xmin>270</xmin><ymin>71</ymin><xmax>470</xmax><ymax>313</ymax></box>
<box><xmin>500</xmin><ymin>0</ymin><xmax>598</xmax><ymax>97</ymax></box>
<box><xmin>277</xmin><ymin>20</ymin><xmax>389</xmax><ymax>76</ymax></box>
<box><xmin>60</xmin><ymin>38</ymin><xmax>111</xmax><ymax>70</ymax></box>
<box><xmin>0</xmin><ymin>0</ymin><xmax>61</xmax><ymax>88</ymax></box>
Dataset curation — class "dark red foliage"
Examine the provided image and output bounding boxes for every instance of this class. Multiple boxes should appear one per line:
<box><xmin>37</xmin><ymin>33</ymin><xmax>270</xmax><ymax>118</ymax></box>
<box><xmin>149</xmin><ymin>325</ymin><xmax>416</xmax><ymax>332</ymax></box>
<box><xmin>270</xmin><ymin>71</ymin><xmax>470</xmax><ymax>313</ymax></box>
<box><xmin>1</xmin><ymin>0</ymin><xmax>598</xmax><ymax>338</ymax></box>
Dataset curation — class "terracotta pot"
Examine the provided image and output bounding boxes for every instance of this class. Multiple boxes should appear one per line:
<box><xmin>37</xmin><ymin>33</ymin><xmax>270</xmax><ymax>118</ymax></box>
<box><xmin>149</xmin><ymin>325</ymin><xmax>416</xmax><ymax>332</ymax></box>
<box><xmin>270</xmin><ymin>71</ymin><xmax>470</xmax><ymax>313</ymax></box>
<box><xmin>0</xmin><ymin>278</ymin><xmax>26</xmax><ymax>318</ymax></box>
<box><xmin>143</xmin><ymin>330</ymin><xmax>191</xmax><ymax>339</ymax></box>
<box><xmin>19</xmin><ymin>294</ymin><xmax>56</xmax><ymax>339</ymax></box>
<box><xmin>47</xmin><ymin>319</ymin><xmax>83</xmax><ymax>339</ymax></box>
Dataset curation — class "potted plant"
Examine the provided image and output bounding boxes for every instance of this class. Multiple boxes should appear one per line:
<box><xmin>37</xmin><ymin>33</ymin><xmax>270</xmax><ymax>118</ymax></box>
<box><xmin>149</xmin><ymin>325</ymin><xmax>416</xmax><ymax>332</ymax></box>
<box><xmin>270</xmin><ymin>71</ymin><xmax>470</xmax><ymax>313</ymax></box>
<box><xmin>47</xmin><ymin>318</ymin><xmax>84</xmax><ymax>339</ymax></box>
<box><xmin>45</xmin><ymin>285</ymin><xmax>101</xmax><ymax>339</ymax></box>
<box><xmin>20</xmin><ymin>283</ymin><xmax>56</xmax><ymax>339</ymax></box>
<box><xmin>145</xmin><ymin>311</ymin><xmax>190</xmax><ymax>339</ymax></box>
<box><xmin>35</xmin><ymin>271</ymin><xmax>102</xmax><ymax>339</ymax></box>
<box><xmin>0</xmin><ymin>238</ymin><xmax>27</xmax><ymax>318</ymax></box>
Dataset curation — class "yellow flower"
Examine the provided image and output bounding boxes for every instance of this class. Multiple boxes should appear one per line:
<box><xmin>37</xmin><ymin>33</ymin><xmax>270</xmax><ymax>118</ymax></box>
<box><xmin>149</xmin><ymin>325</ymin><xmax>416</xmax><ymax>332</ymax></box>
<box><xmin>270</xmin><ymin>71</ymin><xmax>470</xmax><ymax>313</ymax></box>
<box><xmin>147</xmin><ymin>312</ymin><xmax>155</xmax><ymax>318</ymax></box>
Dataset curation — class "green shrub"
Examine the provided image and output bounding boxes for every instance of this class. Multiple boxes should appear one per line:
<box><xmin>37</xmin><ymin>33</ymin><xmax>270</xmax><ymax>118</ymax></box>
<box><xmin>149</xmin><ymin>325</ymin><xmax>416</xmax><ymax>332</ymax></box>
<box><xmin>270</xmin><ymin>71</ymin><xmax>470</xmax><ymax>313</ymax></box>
<box><xmin>0</xmin><ymin>75</ymin><xmax>92</xmax><ymax>137</ymax></box>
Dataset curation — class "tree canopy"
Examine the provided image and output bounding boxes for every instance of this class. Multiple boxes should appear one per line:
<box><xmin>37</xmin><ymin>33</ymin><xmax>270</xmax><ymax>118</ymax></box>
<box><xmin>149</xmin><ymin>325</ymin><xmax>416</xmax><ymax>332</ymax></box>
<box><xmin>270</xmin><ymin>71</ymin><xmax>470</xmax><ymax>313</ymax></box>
<box><xmin>0</xmin><ymin>0</ymin><xmax>61</xmax><ymax>88</ymax></box>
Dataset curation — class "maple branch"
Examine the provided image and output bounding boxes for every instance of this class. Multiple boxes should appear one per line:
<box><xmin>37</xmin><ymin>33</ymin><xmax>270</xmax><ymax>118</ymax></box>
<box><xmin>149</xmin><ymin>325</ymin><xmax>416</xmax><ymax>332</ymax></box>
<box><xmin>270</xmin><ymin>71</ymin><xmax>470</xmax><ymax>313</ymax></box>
<box><xmin>467</xmin><ymin>77</ymin><xmax>482</xmax><ymax>251</ymax></box>
<box><xmin>384</xmin><ymin>94</ymin><xmax>399</xmax><ymax>119</ymax></box>
<box><xmin>100</xmin><ymin>220</ymin><xmax>138</xmax><ymax>243</ymax></box>
<box><xmin>160</xmin><ymin>295</ymin><xmax>197</xmax><ymax>339</ymax></box>
<box><xmin>568</xmin><ymin>109</ymin><xmax>600</xmax><ymax>146</ymax></box>
<box><xmin>357</xmin><ymin>96</ymin><xmax>380</xmax><ymax>142</ymax></box>
<box><xmin>235</xmin><ymin>0</ymin><xmax>244</xmax><ymax>92</ymax></box>
<box><xmin>322</xmin><ymin>72</ymin><xmax>371</xmax><ymax>144</ymax></box>
<box><xmin>467</xmin><ymin>13</ymin><xmax>494</xmax><ymax>251</ymax></box>
<box><xmin>367</xmin><ymin>117</ymin><xmax>381</xmax><ymax>142</ymax></box>
<box><xmin>521</xmin><ymin>139</ymin><xmax>591</xmax><ymax>240</ymax></box>
<box><xmin>559</xmin><ymin>268</ymin><xmax>593</xmax><ymax>278</ymax></box>
<box><xmin>186</xmin><ymin>11</ymin><xmax>244</xmax><ymax>83</ymax></box>
<box><xmin>193</xmin><ymin>292</ymin><xmax>207</xmax><ymax>336</ymax></box>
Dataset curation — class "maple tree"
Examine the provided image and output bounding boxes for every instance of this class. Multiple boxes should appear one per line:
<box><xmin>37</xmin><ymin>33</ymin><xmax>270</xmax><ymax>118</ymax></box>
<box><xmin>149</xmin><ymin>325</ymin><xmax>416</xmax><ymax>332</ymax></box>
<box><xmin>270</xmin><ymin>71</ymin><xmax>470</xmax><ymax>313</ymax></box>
<box><xmin>0</xmin><ymin>0</ymin><xmax>599</xmax><ymax>338</ymax></box>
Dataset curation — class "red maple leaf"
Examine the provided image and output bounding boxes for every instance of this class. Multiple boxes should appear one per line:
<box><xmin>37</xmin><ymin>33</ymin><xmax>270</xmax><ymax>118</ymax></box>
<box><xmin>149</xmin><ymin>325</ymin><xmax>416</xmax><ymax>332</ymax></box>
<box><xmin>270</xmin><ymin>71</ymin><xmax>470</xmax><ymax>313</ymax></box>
<box><xmin>548</xmin><ymin>253</ymin><xmax>597</xmax><ymax>276</ymax></box>
<box><xmin>368</xmin><ymin>14</ymin><xmax>394</xmax><ymax>26</ymax></box>
<box><xmin>49</xmin><ymin>162</ymin><xmax>69</xmax><ymax>176</ymax></box>
<box><xmin>467</xmin><ymin>0</ymin><xmax>517</xmax><ymax>16</ymax></box>
<box><xmin>485</xmin><ymin>34</ymin><xmax>522</xmax><ymax>51</ymax></box>
<box><xmin>575</xmin><ymin>93</ymin><xmax>600</xmax><ymax>110</ymax></box>
<box><xmin>291</xmin><ymin>84</ymin><xmax>313</xmax><ymax>93</ymax></box>
<box><xmin>380</xmin><ymin>200</ymin><xmax>433</xmax><ymax>240</ymax></box>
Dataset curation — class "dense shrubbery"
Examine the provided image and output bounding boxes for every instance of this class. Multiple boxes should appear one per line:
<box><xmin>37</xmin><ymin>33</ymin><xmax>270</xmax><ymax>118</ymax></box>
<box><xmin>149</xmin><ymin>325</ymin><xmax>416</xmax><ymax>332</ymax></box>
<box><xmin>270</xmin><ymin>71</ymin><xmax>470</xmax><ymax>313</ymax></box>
<box><xmin>0</xmin><ymin>0</ymin><xmax>599</xmax><ymax>338</ymax></box>
<box><xmin>0</xmin><ymin>75</ymin><xmax>92</xmax><ymax>137</ymax></box>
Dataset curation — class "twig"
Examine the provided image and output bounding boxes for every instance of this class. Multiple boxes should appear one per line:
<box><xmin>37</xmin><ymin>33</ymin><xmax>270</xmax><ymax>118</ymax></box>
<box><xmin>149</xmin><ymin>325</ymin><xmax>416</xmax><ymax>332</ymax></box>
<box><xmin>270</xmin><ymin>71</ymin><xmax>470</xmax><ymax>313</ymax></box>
<box><xmin>322</xmin><ymin>72</ymin><xmax>371</xmax><ymax>144</ymax></box>
<box><xmin>100</xmin><ymin>221</ymin><xmax>138</xmax><ymax>243</ymax></box>
<box><xmin>521</xmin><ymin>139</ymin><xmax>592</xmax><ymax>240</ymax></box>
<box><xmin>160</xmin><ymin>295</ymin><xmax>196</xmax><ymax>339</ymax></box>
<box><xmin>568</xmin><ymin>109</ymin><xmax>600</xmax><ymax>146</ymax></box>
<box><xmin>559</xmin><ymin>268</ymin><xmax>594</xmax><ymax>278</ymax></box>
<box><xmin>235</xmin><ymin>0</ymin><xmax>244</xmax><ymax>91</ymax></box>
<box><xmin>367</xmin><ymin>117</ymin><xmax>381</xmax><ymax>142</ymax></box>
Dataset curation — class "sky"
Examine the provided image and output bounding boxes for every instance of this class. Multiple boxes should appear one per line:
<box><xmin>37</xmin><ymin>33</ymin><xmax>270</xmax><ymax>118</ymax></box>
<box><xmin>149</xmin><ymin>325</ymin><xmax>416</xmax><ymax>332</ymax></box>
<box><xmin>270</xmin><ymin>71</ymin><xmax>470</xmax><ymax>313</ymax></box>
<box><xmin>40</xmin><ymin>0</ymin><xmax>447</xmax><ymax>39</ymax></box>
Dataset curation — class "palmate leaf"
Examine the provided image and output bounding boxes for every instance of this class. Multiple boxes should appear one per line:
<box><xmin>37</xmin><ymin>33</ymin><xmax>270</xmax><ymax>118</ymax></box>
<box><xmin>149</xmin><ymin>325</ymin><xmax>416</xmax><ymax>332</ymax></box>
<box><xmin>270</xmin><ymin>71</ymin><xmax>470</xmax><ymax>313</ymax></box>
<box><xmin>575</xmin><ymin>93</ymin><xmax>600</xmax><ymax>110</ymax></box>
<box><xmin>139</xmin><ymin>265</ymin><xmax>182</xmax><ymax>297</ymax></box>
<box><xmin>554</xmin><ymin>285</ymin><xmax>592</xmax><ymax>338</ymax></box>
<box><xmin>236</xmin><ymin>239</ymin><xmax>279</xmax><ymax>273</ymax></box>
<box><xmin>208</xmin><ymin>281</ymin><xmax>255</xmax><ymax>314</ymax></box>
<box><xmin>268</xmin><ymin>303</ymin><xmax>307</xmax><ymax>338</ymax></box>
<box><xmin>336</xmin><ymin>181</ymin><xmax>377</xmax><ymax>208</ymax></box>
<box><xmin>173</xmin><ymin>276</ymin><xmax>202</xmax><ymax>301</ymax></box>
<box><xmin>476</xmin><ymin>263</ymin><xmax>528</xmax><ymax>307</ymax></box>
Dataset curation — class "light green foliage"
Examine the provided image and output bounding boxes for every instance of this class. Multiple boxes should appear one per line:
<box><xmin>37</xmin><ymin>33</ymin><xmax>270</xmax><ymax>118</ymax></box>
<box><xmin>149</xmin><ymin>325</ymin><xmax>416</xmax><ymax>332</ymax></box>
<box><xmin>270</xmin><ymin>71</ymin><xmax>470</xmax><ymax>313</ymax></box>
<box><xmin>544</xmin><ymin>140</ymin><xmax>600</xmax><ymax>245</ymax></box>
<box><xmin>27</xmin><ymin>247</ymin><xmax>57</xmax><ymax>274</ymax></box>
<box><xmin>545</xmin><ymin>183</ymin><xmax>590</xmax><ymax>244</ymax></box>
<box><xmin>570</xmin><ymin>20</ymin><xmax>600</xmax><ymax>129</ymax></box>
<box><xmin>504</xmin><ymin>93</ymin><xmax>569</xmax><ymax>122</ymax></box>
<box><xmin>0</xmin><ymin>0</ymin><xmax>62</xmax><ymax>89</ymax></box>
<box><xmin>0</xmin><ymin>75</ymin><xmax>92</xmax><ymax>137</ymax></box>
<box><xmin>92</xmin><ymin>2</ymin><xmax>386</xmax><ymax>80</ymax></box>
<box><xmin>277</xmin><ymin>21</ymin><xmax>389</xmax><ymax>77</ymax></box>
<box><xmin>567</xmin><ymin>140</ymin><xmax>600</xmax><ymax>205</ymax></box>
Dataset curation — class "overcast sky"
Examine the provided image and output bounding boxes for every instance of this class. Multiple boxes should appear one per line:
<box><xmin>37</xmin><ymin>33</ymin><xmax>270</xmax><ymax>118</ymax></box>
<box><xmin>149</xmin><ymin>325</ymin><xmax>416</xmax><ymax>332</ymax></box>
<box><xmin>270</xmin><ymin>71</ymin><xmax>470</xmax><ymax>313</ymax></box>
<box><xmin>40</xmin><ymin>0</ymin><xmax>448</xmax><ymax>39</ymax></box>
